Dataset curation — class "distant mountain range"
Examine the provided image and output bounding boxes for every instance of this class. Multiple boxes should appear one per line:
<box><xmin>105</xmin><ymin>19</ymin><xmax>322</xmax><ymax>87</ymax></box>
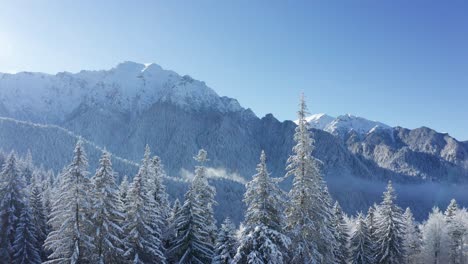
<box><xmin>1</xmin><ymin>61</ymin><xmax>467</xmax><ymax>221</ymax></box>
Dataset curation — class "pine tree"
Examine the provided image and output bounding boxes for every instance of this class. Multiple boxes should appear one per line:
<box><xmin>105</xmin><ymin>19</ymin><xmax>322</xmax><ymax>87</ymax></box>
<box><xmin>445</xmin><ymin>199</ymin><xmax>465</xmax><ymax>264</ymax></box>
<box><xmin>165</xmin><ymin>199</ymin><xmax>181</xmax><ymax>263</ymax></box>
<box><xmin>20</xmin><ymin>150</ymin><xmax>34</xmax><ymax>185</ymax></box>
<box><xmin>29</xmin><ymin>174</ymin><xmax>48</xmax><ymax>261</ymax></box>
<box><xmin>285</xmin><ymin>94</ymin><xmax>336</xmax><ymax>264</ymax></box>
<box><xmin>12</xmin><ymin>205</ymin><xmax>42</xmax><ymax>264</ymax></box>
<box><xmin>150</xmin><ymin>156</ymin><xmax>171</xmax><ymax>222</ymax></box>
<box><xmin>374</xmin><ymin>181</ymin><xmax>405</xmax><ymax>264</ymax></box>
<box><xmin>122</xmin><ymin>161</ymin><xmax>165</xmax><ymax>264</ymax></box>
<box><xmin>169</xmin><ymin>177</ymin><xmax>214</xmax><ymax>263</ymax></box>
<box><xmin>234</xmin><ymin>151</ymin><xmax>290</xmax><ymax>264</ymax></box>
<box><xmin>349</xmin><ymin>213</ymin><xmax>374</xmax><ymax>264</ymax></box>
<box><xmin>192</xmin><ymin>149</ymin><xmax>217</xmax><ymax>243</ymax></box>
<box><xmin>365</xmin><ymin>204</ymin><xmax>378</xmax><ymax>259</ymax></box>
<box><xmin>421</xmin><ymin>207</ymin><xmax>449</xmax><ymax>263</ymax></box>
<box><xmin>333</xmin><ymin>201</ymin><xmax>350</xmax><ymax>264</ymax></box>
<box><xmin>44</xmin><ymin>140</ymin><xmax>95</xmax><ymax>263</ymax></box>
<box><xmin>0</xmin><ymin>152</ymin><xmax>27</xmax><ymax>262</ymax></box>
<box><xmin>91</xmin><ymin>151</ymin><xmax>125</xmax><ymax>263</ymax></box>
<box><xmin>402</xmin><ymin>208</ymin><xmax>422</xmax><ymax>264</ymax></box>
<box><xmin>213</xmin><ymin>218</ymin><xmax>237</xmax><ymax>264</ymax></box>
<box><xmin>119</xmin><ymin>175</ymin><xmax>129</xmax><ymax>210</ymax></box>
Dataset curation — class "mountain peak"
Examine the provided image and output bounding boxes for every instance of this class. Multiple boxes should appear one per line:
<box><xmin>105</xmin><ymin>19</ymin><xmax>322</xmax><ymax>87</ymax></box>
<box><xmin>305</xmin><ymin>113</ymin><xmax>391</xmax><ymax>137</ymax></box>
<box><xmin>0</xmin><ymin>62</ymin><xmax>246</xmax><ymax>122</ymax></box>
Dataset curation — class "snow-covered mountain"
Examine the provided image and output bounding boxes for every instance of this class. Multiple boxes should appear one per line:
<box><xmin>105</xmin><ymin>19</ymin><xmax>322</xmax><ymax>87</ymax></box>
<box><xmin>0</xmin><ymin>61</ymin><xmax>467</xmax><ymax>220</ymax></box>
<box><xmin>0</xmin><ymin>61</ymin><xmax>249</xmax><ymax>123</ymax></box>
<box><xmin>303</xmin><ymin>113</ymin><xmax>391</xmax><ymax>137</ymax></box>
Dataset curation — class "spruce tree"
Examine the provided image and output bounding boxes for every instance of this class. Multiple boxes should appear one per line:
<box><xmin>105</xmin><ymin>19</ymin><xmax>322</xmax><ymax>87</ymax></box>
<box><xmin>119</xmin><ymin>175</ymin><xmax>129</xmax><ymax>210</ymax></box>
<box><xmin>12</xmin><ymin>205</ymin><xmax>42</xmax><ymax>264</ymax></box>
<box><xmin>122</xmin><ymin>159</ymin><xmax>165</xmax><ymax>264</ymax></box>
<box><xmin>374</xmin><ymin>181</ymin><xmax>405</xmax><ymax>264</ymax></box>
<box><xmin>349</xmin><ymin>213</ymin><xmax>374</xmax><ymax>264</ymax></box>
<box><xmin>192</xmin><ymin>149</ymin><xmax>217</xmax><ymax>243</ymax></box>
<box><xmin>333</xmin><ymin>201</ymin><xmax>350</xmax><ymax>264</ymax></box>
<box><xmin>365</xmin><ymin>204</ymin><xmax>378</xmax><ymax>259</ymax></box>
<box><xmin>90</xmin><ymin>151</ymin><xmax>125</xmax><ymax>263</ymax></box>
<box><xmin>234</xmin><ymin>151</ymin><xmax>290</xmax><ymax>264</ymax></box>
<box><xmin>445</xmin><ymin>199</ymin><xmax>465</xmax><ymax>264</ymax></box>
<box><xmin>285</xmin><ymin>94</ymin><xmax>336</xmax><ymax>263</ymax></box>
<box><xmin>29</xmin><ymin>174</ymin><xmax>48</xmax><ymax>261</ymax></box>
<box><xmin>169</xmin><ymin>176</ymin><xmax>214</xmax><ymax>263</ymax></box>
<box><xmin>150</xmin><ymin>156</ymin><xmax>171</xmax><ymax>222</ymax></box>
<box><xmin>44</xmin><ymin>141</ymin><xmax>95</xmax><ymax>263</ymax></box>
<box><xmin>0</xmin><ymin>152</ymin><xmax>27</xmax><ymax>262</ymax></box>
<box><xmin>402</xmin><ymin>208</ymin><xmax>422</xmax><ymax>264</ymax></box>
<box><xmin>213</xmin><ymin>218</ymin><xmax>237</xmax><ymax>264</ymax></box>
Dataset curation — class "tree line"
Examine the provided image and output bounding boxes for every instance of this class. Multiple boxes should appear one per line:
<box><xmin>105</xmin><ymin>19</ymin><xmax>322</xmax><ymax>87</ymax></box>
<box><xmin>0</xmin><ymin>96</ymin><xmax>467</xmax><ymax>263</ymax></box>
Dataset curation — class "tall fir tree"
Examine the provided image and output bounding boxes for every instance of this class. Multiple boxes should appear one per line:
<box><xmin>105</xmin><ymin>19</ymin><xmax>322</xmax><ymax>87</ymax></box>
<box><xmin>445</xmin><ymin>199</ymin><xmax>465</xmax><ymax>264</ymax></box>
<box><xmin>333</xmin><ymin>201</ymin><xmax>350</xmax><ymax>264</ymax></box>
<box><xmin>374</xmin><ymin>181</ymin><xmax>405</xmax><ymax>264</ymax></box>
<box><xmin>192</xmin><ymin>149</ymin><xmax>217</xmax><ymax>243</ymax></box>
<box><xmin>349</xmin><ymin>213</ymin><xmax>374</xmax><ymax>264</ymax></box>
<box><xmin>421</xmin><ymin>207</ymin><xmax>449</xmax><ymax>263</ymax></box>
<box><xmin>90</xmin><ymin>151</ymin><xmax>125</xmax><ymax>263</ymax></box>
<box><xmin>150</xmin><ymin>156</ymin><xmax>171</xmax><ymax>222</ymax></box>
<box><xmin>44</xmin><ymin>140</ymin><xmax>95</xmax><ymax>263</ymax></box>
<box><xmin>365</xmin><ymin>204</ymin><xmax>378</xmax><ymax>259</ymax></box>
<box><xmin>0</xmin><ymin>152</ymin><xmax>27</xmax><ymax>262</ymax></box>
<box><xmin>12</xmin><ymin>205</ymin><xmax>42</xmax><ymax>264</ymax></box>
<box><xmin>402</xmin><ymin>207</ymin><xmax>422</xmax><ymax>264</ymax></box>
<box><xmin>122</xmin><ymin>155</ymin><xmax>166</xmax><ymax>264</ymax></box>
<box><xmin>119</xmin><ymin>175</ymin><xmax>129</xmax><ymax>210</ymax></box>
<box><xmin>285</xmin><ymin>94</ymin><xmax>336</xmax><ymax>264</ymax></box>
<box><xmin>213</xmin><ymin>217</ymin><xmax>237</xmax><ymax>264</ymax></box>
<box><xmin>29</xmin><ymin>174</ymin><xmax>48</xmax><ymax>261</ymax></box>
<box><xmin>234</xmin><ymin>151</ymin><xmax>290</xmax><ymax>264</ymax></box>
<box><xmin>169</xmin><ymin>174</ymin><xmax>214</xmax><ymax>263</ymax></box>
<box><xmin>165</xmin><ymin>199</ymin><xmax>181</xmax><ymax>263</ymax></box>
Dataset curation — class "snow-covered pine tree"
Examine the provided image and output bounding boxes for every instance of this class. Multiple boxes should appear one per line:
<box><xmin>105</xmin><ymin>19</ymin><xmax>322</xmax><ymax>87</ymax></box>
<box><xmin>169</xmin><ymin>175</ymin><xmax>214</xmax><ymax>263</ymax></box>
<box><xmin>365</xmin><ymin>204</ymin><xmax>378</xmax><ymax>259</ymax></box>
<box><xmin>12</xmin><ymin>204</ymin><xmax>42</xmax><ymax>264</ymax></box>
<box><xmin>90</xmin><ymin>151</ymin><xmax>125</xmax><ymax>263</ymax></box>
<box><xmin>0</xmin><ymin>152</ymin><xmax>27</xmax><ymax>262</ymax></box>
<box><xmin>445</xmin><ymin>199</ymin><xmax>466</xmax><ymax>264</ymax></box>
<box><xmin>192</xmin><ymin>149</ymin><xmax>217</xmax><ymax>243</ymax></box>
<box><xmin>213</xmin><ymin>217</ymin><xmax>237</xmax><ymax>264</ymax></box>
<box><xmin>122</xmin><ymin>158</ymin><xmax>165</xmax><ymax>264</ymax></box>
<box><xmin>165</xmin><ymin>199</ymin><xmax>181</xmax><ymax>263</ymax></box>
<box><xmin>333</xmin><ymin>201</ymin><xmax>350</xmax><ymax>264</ymax></box>
<box><xmin>421</xmin><ymin>207</ymin><xmax>449</xmax><ymax>263</ymax></box>
<box><xmin>349</xmin><ymin>213</ymin><xmax>374</xmax><ymax>264</ymax></box>
<box><xmin>374</xmin><ymin>181</ymin><xmax>405</xmax><ymax>264</ymax></box>
<box><xmin>44</xmin><ymin>140</ymin><xmax>95</xmax><ymax>263</ymax></box>
<box><xmin>119</xmin><ymin>175</ymin><xmax>129</xmax><ymax>210</ymax></box>
<box><xmin>234</xmin><ymin>151</ymin><xmax>290</xmax><ymax>264</ymax></box>
<box><xmin>29</xmin><ymin>174</ymin><xmax>48</xmax><ymax>261</ymax></box>
<box><xmin>150</xmin><ymin>156</ymin><xmax>172</xmax><ymax>248</ymax></box>
<box><xmin>402</xmin><ymin>207</ymin><xmax>422</xmax><ymax>264</ymax></box>
<box><xmin>20</xmin><ymin>150</ymin><xmax>34</xmax><ymax>185</ymax></box>
<box><xmin>285</xmin><ymin>94</ymin><xmax>336</xmax><ymax>264</ymax></box>
<box><xmin>150</xmin><ymin>156</ymin><xmax>171</xmax><ymax>222</ymax></box>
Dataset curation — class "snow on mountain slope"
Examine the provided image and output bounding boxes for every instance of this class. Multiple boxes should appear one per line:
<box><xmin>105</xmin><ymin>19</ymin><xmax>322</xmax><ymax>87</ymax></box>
<box><xmin>0</xmin><ymin>61</ymin><xmax>245</xmax><ymax>122</ymax></box>
<box><xmin>304</xmin><ymin>113</ymin><xmax>391</xmax><ymax>137</ymax></box>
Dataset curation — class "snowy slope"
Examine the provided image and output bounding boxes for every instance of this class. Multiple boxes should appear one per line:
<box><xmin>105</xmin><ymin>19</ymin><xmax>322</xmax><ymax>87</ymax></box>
<box><xmin>303</xmin><ymin>113</ymin><xmax>391</xmax><ymax>137</ymax></box>
<box><xmin>0</xmin><ymin>61</ymin><xmax>245</xmax><ymax>122</ymax></box>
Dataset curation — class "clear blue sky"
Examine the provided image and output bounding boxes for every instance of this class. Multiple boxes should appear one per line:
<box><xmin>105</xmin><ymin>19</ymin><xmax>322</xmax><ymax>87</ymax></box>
<box><xmin>1</xmin><ymin>1</ymin><xmax>467</xmax><ymax>140</ymax></box>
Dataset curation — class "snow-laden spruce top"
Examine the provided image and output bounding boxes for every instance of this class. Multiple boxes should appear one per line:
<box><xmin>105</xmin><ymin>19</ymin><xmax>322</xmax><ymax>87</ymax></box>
<box><xmin>0</xmin><ymin>61</ymin><xmax>244</xmax><ymax>121</ymax></box>
<box><xmin>301</xmin><ymin>113</ymin><xmax>391</xmax><ymax>136</ymax></box>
